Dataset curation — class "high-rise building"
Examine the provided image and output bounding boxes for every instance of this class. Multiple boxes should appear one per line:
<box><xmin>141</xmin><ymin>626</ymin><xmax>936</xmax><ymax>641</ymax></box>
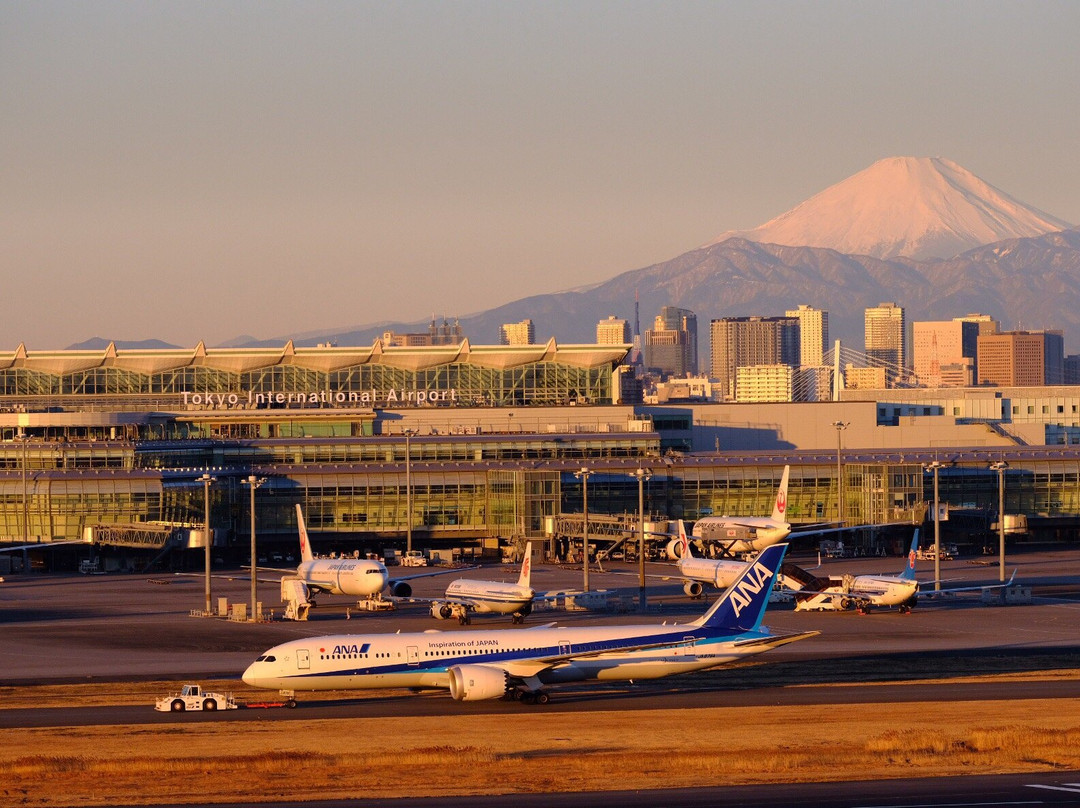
<box><xmin>977</xmin><ymin>330</ymin><xmax>1064</xmax><ymax>386</ymax></box>
<box><xmin>955</xmin><ymin>313</ymin><xmax>1000</xmax><ymax>339</ymax></box>
<box><xmin>709</xmin><ymin>316</ymin><xmax>800</xmax><ymax>400</ymax></box>
<box><xmin>499</xmin><ymin>319</ymin><xmax>535</xmax><ymax>346</ymax></box>
<box><xmin>864</xmin><ymin>302</ymin><xmax>906</xmax><ymax>385</ymax></box>
<box><xmin>785</xmin><ymin>305</ymin><xmax>829</xmax><ymax>367</ymax></box>
<box><xmin>596</xmin><ymin>316</ymin><xmax>631</xmax><ymax>345</ymax></box>
<box><xmin>644</xmin><ymin>306</ymin><xmax>698</xmax><ymax>377</ymax></box>
<box><xmin>736</xmin><ymin>365</ymin><xmax>794</xmax><ymax>403</ymax></box>
<box><xmin>912</xmin><ymin>320</ymin><xmax>979</xmax><ymax>388</ymax></box>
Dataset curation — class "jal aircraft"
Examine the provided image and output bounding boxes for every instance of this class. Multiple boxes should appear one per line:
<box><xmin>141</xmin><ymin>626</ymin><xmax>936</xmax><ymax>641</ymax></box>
<box><xmin>422</xmin><ymin>542</ymin><xmax>537</xmax><ymax>624</ymax></box>
<box><xmin>285</xmin><ymin>505</ymin><xmax>462</xmax><ymax>604</ymax></box>
<box><xmin>243</xmin><ymin>543</ymin><xmax>818</xmax><ymax>705</ymax></box>
<box><xmin>670</xmin><ymin>465</ymin><xmax>894</xmax><ymax>560</ymax></box>
<box><xmin>792</xmin><ymin>531</ymin><xmax>922</xmax><ymax>614</ymax></box>
<box><xmin>669</xmin><ymin>466</ymin><xmax>794</xmax><ymax>558</ymax></box>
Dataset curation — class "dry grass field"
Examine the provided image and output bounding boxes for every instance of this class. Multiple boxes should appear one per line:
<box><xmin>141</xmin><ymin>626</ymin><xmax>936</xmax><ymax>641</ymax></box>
<box><xmin>3</xmin><ymin>676</ymin><xmax>1080</xmax><ymax>806</ymax></box>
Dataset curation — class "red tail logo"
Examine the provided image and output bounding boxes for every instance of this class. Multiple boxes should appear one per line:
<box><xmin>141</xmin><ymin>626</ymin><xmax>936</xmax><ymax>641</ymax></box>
<box><xmin>776</xmin><ymin>490</ymin><xmax>786</xmax><ymax>514</ymax></box>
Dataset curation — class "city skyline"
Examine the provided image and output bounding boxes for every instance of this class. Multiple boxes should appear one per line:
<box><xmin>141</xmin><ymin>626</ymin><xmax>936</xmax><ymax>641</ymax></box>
<box><xmin>3</xmin><ymin>2</ymin><xmax>1079</xmax><ymax>350</ymax></box>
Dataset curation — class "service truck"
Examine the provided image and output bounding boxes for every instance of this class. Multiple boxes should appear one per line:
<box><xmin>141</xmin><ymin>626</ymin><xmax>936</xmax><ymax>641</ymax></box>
<box><xmin>155</xmin><ymin>683</ymin><xmax>238</xmax><ymax>712</ymax></box>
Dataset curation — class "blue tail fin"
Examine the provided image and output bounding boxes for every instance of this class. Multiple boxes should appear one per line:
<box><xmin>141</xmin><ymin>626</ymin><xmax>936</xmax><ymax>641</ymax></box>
<box><xmin>899</xmin><ymin>529</ymin><xmax>919</xmax><ymax>581</ymax></box>
<box><xmin>690</xmin><ymin>543</ymin><xmax>787</xmax><ymax>632</ymax></box>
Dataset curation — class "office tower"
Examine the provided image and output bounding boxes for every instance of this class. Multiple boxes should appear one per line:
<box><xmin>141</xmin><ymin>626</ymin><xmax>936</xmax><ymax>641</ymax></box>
<box><xmin>596</xmin><ymin>316</ymin><xmax>632</xmax><ymax>345</ymax></box>
<box><xmin>710</xmin><ymin>316</ymin><xmax>800</xmax><ymax>400</ymax></box>
<box><xmin>499</xmin><ymin>319</ymin><xmax>535</xmax><ymax>346</ymax></box>
<box><xmin>977</xmin><ymin>330</ymin><xmax>1064</xmax><ymax>386</ymax></box>
<box><xmin>913</xmin><ymin>320</ymin><xmax>979</xmax><ymax>387</ymax></box>
<box><xmin>864</xmin><ymin>302</ymin><xmax>906</xmax><ymax>385</ymax></box>
<box><xmin>644</xmin><ymin>306</ymin><xmax>698</xmax><ymax>377</ymax></box>
<box><xmin>785</xmin><ymin>305</ymin><xmax>829</xmax><ymax>367</ymax></box>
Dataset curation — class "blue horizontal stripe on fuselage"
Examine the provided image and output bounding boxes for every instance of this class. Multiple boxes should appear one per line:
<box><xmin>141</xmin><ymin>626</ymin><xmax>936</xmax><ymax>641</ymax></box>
<box><xmin>279</xmin><ymin>625</ymin><xmax>756</xmax><ymax>681</ymax></box>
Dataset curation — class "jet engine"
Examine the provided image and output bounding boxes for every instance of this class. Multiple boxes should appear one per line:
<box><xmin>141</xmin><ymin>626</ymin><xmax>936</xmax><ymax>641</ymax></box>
<box><xmin>447</xmin><ymin>665</ymin><xmax>509</xmax><ymax>701</ymax></box>
<box><xmin>388</xmin><ymin>580</ymin><xmax>413</xmax><ymax>598</ymax></box>
<box><xmin>431</xmin><ymin>601</ymin><xmax>454</xmax><ymax>619</ymax></box>
<box><xmin>666</xmin><ymin>538</ymin><xmax>685</xmax><ymax>560</ymax></box>
<box><xmin>682</xmin><ymin>580</ymin><xmax>703</xmax><ymax>598</ymax></box>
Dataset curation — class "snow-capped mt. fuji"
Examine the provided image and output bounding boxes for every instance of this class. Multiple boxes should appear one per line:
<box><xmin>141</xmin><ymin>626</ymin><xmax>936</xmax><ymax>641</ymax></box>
<box><xmin>710</xmin><ymin>156</ymin><xmax>1072</xmax><ymax>260</ymax></box>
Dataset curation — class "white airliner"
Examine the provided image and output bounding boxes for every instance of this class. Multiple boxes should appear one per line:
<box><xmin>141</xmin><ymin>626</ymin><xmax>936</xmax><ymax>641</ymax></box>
<box><xmin>280</xmin><ymin>506</ymin><xmax>464</xmax><ymax>610</ymax></box>
<box><xmin>792</xmin><ymin>531</ymin><xmax>922</xmax><ymax>614</ymax></box>
<box><xmin>669</xmin><ymin>520</ymin><xmax>752</xmax><ymax>598</ymax></box>
<box><xmin>242</xmin><ymin>543</ymin><xmax>818</xmax><ymax>705</ymax></box>
<box><xmin>668</xmin><ymin>466</ymin><xmax>793</xmax><ymax>558</ymax></box>
<box><xmin>422</xmin><ymin>542</ymin><xmax>537</xmax><ymax>624</ymax></box>
<box><xmin>669</xmin><ymin>465</ymin><xmax>895</xmax><ymax>560</ymax></box>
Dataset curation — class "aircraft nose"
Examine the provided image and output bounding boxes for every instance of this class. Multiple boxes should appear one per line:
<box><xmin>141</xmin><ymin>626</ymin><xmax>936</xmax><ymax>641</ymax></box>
<box><xmin>242</xmin><ymin>663</ymin><xmax>259</xmax><ymax>687</ymax></box>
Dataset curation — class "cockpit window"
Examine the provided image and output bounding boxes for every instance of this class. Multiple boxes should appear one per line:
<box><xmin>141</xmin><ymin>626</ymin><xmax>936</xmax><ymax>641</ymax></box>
<box><xmin>366</xmin><ymin>569</ymin><xmax>381</xmax><ymax>574</ymax></box>
<box><xmin>256</xmin><ymin>655</ymin><xmax>276</xmax><ymax>662</ymax></box>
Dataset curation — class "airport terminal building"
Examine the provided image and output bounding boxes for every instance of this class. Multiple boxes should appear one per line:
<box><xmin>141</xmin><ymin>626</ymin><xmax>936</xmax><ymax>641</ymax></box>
<box><xmin>4</xmin><ymin>340</ymin><xmax>1080</xmax><ymax>571</ymax></box>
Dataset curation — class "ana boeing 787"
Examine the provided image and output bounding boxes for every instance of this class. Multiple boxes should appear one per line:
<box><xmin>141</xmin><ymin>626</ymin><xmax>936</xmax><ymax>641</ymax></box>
<box><xmin>243</xmin><ymin>543</ymin><xmax>817</xmax><ymax>705</ymax></box>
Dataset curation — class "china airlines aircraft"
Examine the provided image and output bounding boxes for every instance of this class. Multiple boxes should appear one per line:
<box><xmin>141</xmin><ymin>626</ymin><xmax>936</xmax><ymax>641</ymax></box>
<box><xmin>243</xmin><ymin>543</ymin><xmax>818</xmax><ymax>705</ymax></box>
<box><xmin>669</xmin><ymin>520</ymin><xmax>752</xmax><ymax>598</ymax></box>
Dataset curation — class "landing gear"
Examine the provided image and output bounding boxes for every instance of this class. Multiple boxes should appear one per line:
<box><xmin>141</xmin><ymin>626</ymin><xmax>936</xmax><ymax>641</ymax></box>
<box><xmin>510</xmin><ymin>688</ymin><xmax>551</xmax><ymax>705</ymax></box>
<box><xmin>511</xmin><ymin>612</ymin><xmax>525</xmax><ymax>624</ymax></box>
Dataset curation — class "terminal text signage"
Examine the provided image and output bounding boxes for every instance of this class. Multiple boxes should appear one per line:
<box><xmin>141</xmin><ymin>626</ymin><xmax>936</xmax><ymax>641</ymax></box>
<box><xmin>182</xmin><ymin>389</ymin><xmax>459</xmax><ymax>409</ymax></box>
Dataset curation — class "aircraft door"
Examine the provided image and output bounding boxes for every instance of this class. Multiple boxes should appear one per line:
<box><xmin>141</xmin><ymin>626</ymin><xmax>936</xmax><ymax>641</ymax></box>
<box><xmin>407</xmin><ymin>645</ymin><xmax>419</xmax><ymax>666</ymax></box>
<box><xmin>559</xmin><ymin>642</ymin><xmax>571</xmax><ymax>656</ymax></box>
<box><xmin>675</xmin><ymin>636</ymin><xmax>696</xmax><ymax>657</ymax></box>
<box><xmin>297</xmin><ymin>649</ymin><xmax>310</xmax><ymax>670</ymax></box>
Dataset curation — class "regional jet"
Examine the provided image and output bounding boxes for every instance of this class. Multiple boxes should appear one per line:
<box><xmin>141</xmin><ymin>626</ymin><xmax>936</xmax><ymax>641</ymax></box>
<box><xmin>243</xmin><ymin>543</ymin><xmax>818</xmax><ymax>705</ymax></box>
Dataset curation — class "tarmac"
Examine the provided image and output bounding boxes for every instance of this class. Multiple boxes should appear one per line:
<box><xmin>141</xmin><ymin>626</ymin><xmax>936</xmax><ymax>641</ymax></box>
<box><xmin>2</xmin><ymin>546</ymin><xmax>1079</xmax><ymax>686</ymax></box>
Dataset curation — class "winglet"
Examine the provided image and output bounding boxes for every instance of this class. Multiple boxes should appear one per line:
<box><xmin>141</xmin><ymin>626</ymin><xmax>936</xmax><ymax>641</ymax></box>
<box><xmin>690</xmin><ymin>543</ymin><xmax>787</xmax><ymax>632</ymax></box>
<box><xmin>517</xmin><ymin>541</ymin><xmax>533</xmax><ymax>589</ymax></box>
<box><xmin>771</xmin><ymin>466</ymin><xmax>790</xmax><ymax>522</ymax></box>
<box><xmin>296</xmin><ymin>504</ymin><xmax>314</xmax><ymax>564</ymax></box>
<box><xmin>899</xmin><ymin>529</ymin><xmax>919</xmax><ymax>581</ymax></box>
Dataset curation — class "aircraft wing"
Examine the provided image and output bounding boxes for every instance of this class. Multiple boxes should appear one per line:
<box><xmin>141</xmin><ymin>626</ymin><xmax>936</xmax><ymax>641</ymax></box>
<box><xmin>173</xmin><ymin>571</ymin><xmax>286</xmax><ymax>585</ymax></box>
<box><xmin>731</xmin><ymin>630</ymin><xmax>820</xmax><ymax>650</ymax></box>
<box><xmin>388</xmin><ymin>565</ymin><xmax>479</xmax><ymax>582</ymax></box>
<box><xmin>498</xmin><ymin>635</ymin><xmax>705</xmax><ymax>678</ymax></box>
<box><xmin>790</xmin><ymin>521</ymin><xmax>909</xmax><ymax>539</ymax></box>
<box><xmin>922</xmin><ymin>569</ymin><xmax>1017</xmax><ymax>597</ymax></box>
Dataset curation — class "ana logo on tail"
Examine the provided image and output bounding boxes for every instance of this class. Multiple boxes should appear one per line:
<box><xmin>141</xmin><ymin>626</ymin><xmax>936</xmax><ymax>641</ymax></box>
<box><xmin>728</xmin><ymin>559</ymin><xmax>774</xmax><ymax>618</ymax></box>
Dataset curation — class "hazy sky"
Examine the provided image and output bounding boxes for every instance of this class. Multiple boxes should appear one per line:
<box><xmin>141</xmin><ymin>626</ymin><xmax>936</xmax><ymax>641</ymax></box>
<box><xmin>3</xmin><ymin>1</ymin><xmax>1078</xmax><ymax>349</ymax></box>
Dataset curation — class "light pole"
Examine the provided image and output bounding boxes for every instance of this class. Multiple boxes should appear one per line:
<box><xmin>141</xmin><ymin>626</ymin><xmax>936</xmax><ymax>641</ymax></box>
<box><xmin>923</xmin><ymin>461</ymin><xmax>943</xmax><ymax>591</ymax></box>
<box><xmin>18</xmin><ymin>430</ymin><xmax>28</xmax><ymax>545</ymax></box>
<box><xmin>832</xmin><ymin>421</ymin><xmax>849</xmax><ymax>523</ymax></box>
<box><xmin>990</xmin><ymin>460</ymin><xmax>1008</xmax><ymax>583</ymax></box>
<box><xmin>246</xmin><ymin>475</ymin><xmax>266</xmax><ymax>621</ymax></box>
<box><xmin>404</xmin><ymin>429</ymin><xmax>417</xmax><ymax>556</ymax></box>
<box><xmin>633</xmin><ymin>467</ymin><xmax>651</xmax><ymax>610</ymax></box>
<box><xmin>196</xmin><ymin>473</ymin><xmax>216</xmax><ymax>614</ymax></box>
<box><xmin>574</xmin><ymin>467</ymin><xmax>593</xmax><ymax>592</ymax></box>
